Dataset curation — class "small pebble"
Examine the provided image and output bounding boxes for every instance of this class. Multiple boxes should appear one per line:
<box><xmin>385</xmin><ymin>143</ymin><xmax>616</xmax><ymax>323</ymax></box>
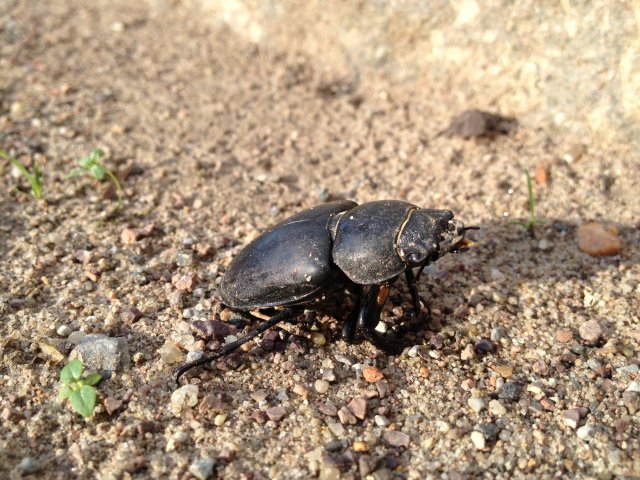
<box><xmin>348</xmin><ymin>397</ymin><xmax>368</xmax><ymax>420</ymax></box>
<box><xmin>104</xmin><ymin>396</ymin><xmax>123</xmax><ymax>415</ymax></box>
<box><xmin>363</xmin><ymin>366</ymin><xmax>384</xmax><ymax>382</ymax></box>
<box><xmin>338</xmin><ymin>406</ymin><xmax>357</xmax><ymax>425</ymax></box>
<box><xmin>335</xmin><ymin>354</ymin><xmax>354</xmax><ymax>366</ymax></box>
<box><xmin>460</xmin><ymin>344</ymin><xmax>475</xmax><ymax>360</ymax></box>
<box><xmin>468</xmin><ymin>397</ymin><xmax>485</xmax><ymax>413</ymax></box>
<box><xmin>498</xmin><ymin>382</ymin><xmax>521</xmax><ymax>401</ymax></box>
<box><xmin>170</xmin><ymin>385</ymin><xmax>199</xmax><ymax>415</ymax></box>
<box><xmin>16</xmin><ymin>457</ymin><xmax>40</xmax><ymax>475</ymax></box>
<box><xmin>576</xmin><ymin>424</ymin><xmax>594</xmax><ymax>440</ymax></box>
<box><xmin>189</xmin><ymin>458</ymin><xmax>216</xmax><ymax>480</ymax></box>
<box><xmin>266</xmin><ymin>406</ymin><xmax>287</xmax><ymax>422</ymax></box>
<box><xmin>175</xmin><ymin>251</ymin><xmax>193</xmax><ymax>267</ymax></box>
<box><xmin>214</xmin><ymin>414</ymin><xmax>227</xmax><ymax>426</ymax></box>
<box><xmin>470</xmin><ymin>431</ymin><xmax>486</xmax><ymax>450</ymax></box>
<box><xmin>159</xmin><ymin>341</ymin><xmax>183</xmax><ymax>364</ymax></box>
<box><xmin>327</xmin><ymin>421</ymin><xmax>345</xmax><ymax>437</ymax></box>
<box><xmin>71</xmin><ymin>334</ymin><xmax>131</xmax><ymax>372</ymax></box>
<box><xmin>493</xmin><ymin>365</ymin><xmax>513</xmax><ymax>378</ymax></box>
<box><xmin>374</xmin><ymin>415</ymin><xmax>390</xmax><ymax>427</ymax></box>
<box><xmin>563</xmin><ymin>408</ymin><xmax>581</xmax><ymax>429</ymax></box>
<box><xmin>556</xmin><ymin>329</ymin><xmax>574</xmax><ymax>343</ymax></box>
<box><xmin>318</xmin><ymin>403</ymin><xmax>338</xmax><ymax>416</ymax></box>
<box><xmin>293</xmin><ymin>384</ymin><xmax>308</xmax><ymax>399</ymax></box>
<box><xmin>186</xmin><ymin>350</ymin><xmax>204</xmax><ymax>363</ymax></box>
<box><xmin>315</xmin><ymin>380</ymin><xmax>330</xmax><ymax>394</ymax></box>
<box><xmin>322</xmin><ymin>369</ymin><xmax>336</xmax><ymax>382</ymax></box>
<box><xmin>474</xmin><ymin>338</ymin><xmax>494</xmax><ymax>355</ymax></box>
<box><xmin>577</xmin><ymin>223</ymin><xmax>622</xmax><ymax>257</ymax></box>
<box><xmin>311</xmin><ymin>332</ymin><xmax>326</xmax><ymax>346</ymax></box>
<box><xmin>352</xmin><ymin>441</ymin><xmax>369</xmax><ymax>452</ymax></box>
<box><xmin>626</xmin><ymin>381</ymin><xmax>640</xmax><ymax>393</ymax></box>
<box><xmin>383</xmin><ymin>431</ymin><xmax>410</xmax><ymax>448</ymax></box>
<box><xmin>579</xmin><ymin>320</ymin><xmax>604</xmax><ymax>343</ymax></box>
<box><xmin>490</xmin><ymin>327</ymin><xmax>504</xmax><ymax>342</ymax></box>
<box><xmin>57</xmin><ymin>325</ymin><xmax>72</xmax><ymax>337</ymax></box>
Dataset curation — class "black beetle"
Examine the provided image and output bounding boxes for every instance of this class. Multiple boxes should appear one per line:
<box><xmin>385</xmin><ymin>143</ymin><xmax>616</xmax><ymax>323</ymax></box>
<box><xmin>175</xmin><ymin>200</ymin><xmax>477</xmax><ymax>383</ymax></box>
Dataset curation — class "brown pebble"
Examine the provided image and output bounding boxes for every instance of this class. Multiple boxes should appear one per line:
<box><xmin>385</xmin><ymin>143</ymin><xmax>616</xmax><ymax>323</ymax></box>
<box><xmin>318</xmin><ymin>403</ymin><xmax>338</xmax><ymax>416</ymax></box>
<box><xmin>362</xmin><ymin>366</ymin><xmax>384</xmax><ymax>382</ymax></box>
<box><xmin>173</xmin><ymin>273</ymin><xmax>197</xmax><ymax>292</ymax></box>
<box><xmin>540</xmin><ymin>398</ymin><xmax>555</xmax><ymax>411</ymax></box>
<box><xmin>534</xmin><ymin>163</ymin><xmax>549</xmax><ymax>186</ymax></box>
<box><xmin>337</xmin><ymin>406</ymin><xmax>357</xmax><ymax>425</ymax></box>
<box><xmin>121</xmin><ymin>228</ymin><xmax>140</xmax><ymax>245</ymax></box>
<box><xmin>191</xmin><ymin>320</ymin><xmax>236</xmax><ymax>340</ymax></box>
<box><xmin>383</xmin><ymin>431</ymin><xmax>410</xmax><ymax>448</ymax></box>
<box><xmin>198</xmin><ymin>394</ymin><xmax>227</xmax><ymax>414</ymax></box>
<box><xmin>577</xmin><ymin>223</ymin><xmax>622</xmax><ymax>257</ymax></box>
<box><xmin>252</xmin><ymin>410</ymin><xmax>268</xmax><ymax>424</ymax></box>
<box><xmin>137</xmin><ymin>420</ymin><xmax>156</xmax><ymax>435</ymax></box>
<box><xmin>556</xmin><ymin>329</ymin><xmax>573</xmax><ymax>343</ymax></box>
<box><xmin>347</xmin><ymin>397</ymin><xmax>368</xmax><ymax>420</ymax></box>
<box><xmin>104</xmin><ymin>396</ymin><xmax>123</xmax><ymax>416</ymax></box>
<box><xmin>265</xmin><ymin>406</ymin><xmax>287</xmax><ymax>422</ymax></box>
<box><xmin>563</xmin><ymin>408</ymin><xmax>582</xmax><ymax>429</ymax></box>
<box><xmin>419</xmin><ymin>367</ymin><xmax>430</xmax><ymax>378</ymax></box>
<box><xmin>579</xmin><ymin>320</ymin><xmax>604</xmax><ymax>343</ymax></box>
<box><xmin>121</xmin><ymin>306</ymin><xmax>143</xmax><ymax>324</ymax></box>
<box><xmin>168</xmin><ymin>291</ymin><xmax>183</xmax><ymax>309</ymax></box>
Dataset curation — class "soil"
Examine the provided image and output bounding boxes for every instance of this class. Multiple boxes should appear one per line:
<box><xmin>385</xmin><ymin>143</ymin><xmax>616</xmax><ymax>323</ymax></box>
<box><xmin>1</xmin><ymin>1</ymin><xmax>639</xmax><ymax>479</ymax></box>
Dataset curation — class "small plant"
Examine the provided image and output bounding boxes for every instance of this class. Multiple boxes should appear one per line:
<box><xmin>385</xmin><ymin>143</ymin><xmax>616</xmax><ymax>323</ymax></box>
<box><xmin>68</xmin><ymin>148</ymin><xmax>123</xmax><ymax>209</ymax></box>
<box><xmin>58</xmin><ymin>359</ymin><xmax>102</xmax><ymax>417</ymax></box>
<box><xmin>0</xmin><ymin>148</ymin><xmax>43</xmax><ymax>199</ymax></box>
<box><xmin>510</xmin><ymin>169</ymin><xmax>543</xmax><ymax>237</ymax></box>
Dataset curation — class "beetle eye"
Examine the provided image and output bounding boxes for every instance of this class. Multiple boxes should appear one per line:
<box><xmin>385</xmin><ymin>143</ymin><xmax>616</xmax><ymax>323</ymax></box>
<box><xmin>408</xmin><ymin>252</ymin><xmax>427</xmax><ymax>266</ymax></box>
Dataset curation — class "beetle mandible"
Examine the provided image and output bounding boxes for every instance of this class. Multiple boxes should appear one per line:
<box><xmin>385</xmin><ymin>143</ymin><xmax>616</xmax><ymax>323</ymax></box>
<box><xmin>175</xmin><ymin>200</ymin><xmax>477</xmax><ymax>383</ymax></box>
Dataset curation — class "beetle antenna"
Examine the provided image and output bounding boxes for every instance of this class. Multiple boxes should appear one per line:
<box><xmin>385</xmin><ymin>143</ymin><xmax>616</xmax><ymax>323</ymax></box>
<box><xmin>414</xmin><ymin>264</ymin><xmax>427</xmax><ymax>284</ymax></box>
<box><xmin>173</xmin><ymin>308</ymin><xmax>301</xmax><ymax>386</ymax></box>
<box><xmin>462</xmin><ymin>226</ymin><xmax>480</xmax><ymax>232</ymax></box>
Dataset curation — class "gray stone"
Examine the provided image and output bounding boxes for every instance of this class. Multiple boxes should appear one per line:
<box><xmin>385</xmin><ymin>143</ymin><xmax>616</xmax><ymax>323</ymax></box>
<box><xmin>189</xmin><ymin>457</ymin><xmax>216</xmax><ymax>480</ymax></box>
<box><xmin>71</xmin><ymin>334</ymin><xmax>130</xmax><ymax>373</ymax></box>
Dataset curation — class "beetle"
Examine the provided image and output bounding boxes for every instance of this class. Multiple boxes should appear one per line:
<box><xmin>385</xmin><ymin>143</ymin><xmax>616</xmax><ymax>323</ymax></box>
<box><xmin>174</xmin><ymin>200</ymin><xmax>477</xmax><ymax>384</ymax></box>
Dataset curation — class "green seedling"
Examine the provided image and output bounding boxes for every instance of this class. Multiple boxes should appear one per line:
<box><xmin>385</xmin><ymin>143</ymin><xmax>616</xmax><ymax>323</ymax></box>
<box><xmin>0</xmin><ymin>148</ymin><xmax>43</xmax><ymax>199</ymax></box>
<box><xmin>510</xmin><ymin>169</ymin><xmax>543</xmax><ymax>237</ymax></box>
<box><xmin>69</xmin><ymin>148</ymin><xmax>123</xmax><ymax>209</ymax></box>
<box><xmin>58</xmin><ymin>359</ymin><xmax>102</xmax><ymax>418</ymax></box>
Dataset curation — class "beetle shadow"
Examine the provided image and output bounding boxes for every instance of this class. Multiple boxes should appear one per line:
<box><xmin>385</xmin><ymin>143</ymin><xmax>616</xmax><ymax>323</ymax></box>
<box><xmin>403</xmin><ymin>218</ymin><xmax>639</xmax><ymax>345</ymax></box>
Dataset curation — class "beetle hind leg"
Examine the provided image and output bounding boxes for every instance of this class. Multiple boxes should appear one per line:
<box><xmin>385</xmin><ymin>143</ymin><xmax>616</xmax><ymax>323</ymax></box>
<box><xmin>173</xmin><ymin>307</ymin><xmax>303</xmax><ymax>386</ymax></box>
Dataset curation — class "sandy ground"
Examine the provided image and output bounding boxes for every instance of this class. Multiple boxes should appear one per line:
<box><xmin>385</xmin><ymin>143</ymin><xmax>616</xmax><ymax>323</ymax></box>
<box><xmin>1</xmin><ymin>1</ymin><xmax>639</xmax><ymax>479</ymax></box>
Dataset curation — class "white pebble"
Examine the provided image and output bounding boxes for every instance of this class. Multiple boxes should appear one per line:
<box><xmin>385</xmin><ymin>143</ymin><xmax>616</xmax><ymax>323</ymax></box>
<box><xmin>374</xmin><ymin>415</ymin><xmax>389</xmax><ymax>427</ymax></box>
<box><xmin>626</xmin><ymin>381</ymin><xmax>640</xmax><ymax>393</ymax></box>
<box><xmin>57</xmin><ymin>325</ymin><xmax>72</xmax><ymax>337</ymax></box>
<box><xmin>576</xmin><ymin>424</ymin><xmax>594</xmax><ymax>440</ymax></box>
<box><xmin>170</xmin><ymin>384</ymin><xmax>199</xmax><ymax>415</ymax></box>
<box><xmin>468</xmin><ymin>397</ymin><xmax>485</xmax><ymax>413</ymax></box>
<box><xmin>315</xmin><ymin>380</ymin><xmax>330</xmax><ymax>394</ymax></box>
<box><xmin>489</xmin><ymin>400</ymin><xmax>507</xmax><ymax>416</ymax></box>
<box><xmin>189</xmin><ymin>458</ymin><xmax>215</xmax><ymax>480</ymax></box>
<box><xmin>471</xmin><ymin>431</ymin><xmax>485</xmax><ymax>449</ymax></box>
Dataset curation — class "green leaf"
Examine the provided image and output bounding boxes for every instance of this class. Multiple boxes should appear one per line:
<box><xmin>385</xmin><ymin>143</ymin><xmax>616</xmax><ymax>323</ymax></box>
<box><xmin>84</xmin><ymin>372</ymin><xmax>102</xmax><ymax>386</ymax></box>
<box><xmin>90</xmin><ymin>148</ymin><xmax>105</xmax><ymax>161</ymax></box>
<box><xmin>70</xmin><ymin>385</ymin><xmax>97</xmax><ymax>417</ymax></box>
<box><xmin>67</xmin><ymin>167</ymin><xmax>84</xmax><ymax>178</ymax></box>
<box><xmin>58</xmin><ymin>384</ymin><xmax>72</xmax><ymax>400</ymax></box>
<box><xmin>90</xmin><ymin>164</ymin><xmax>106</xmax><ymax>181</ymax></box>
<box><xmin>79</xmin><ymin>156</ymin><xmax>94</xmax><ymax>169</ymax></box>
<box><xmin>60</xmin><ymin>359</ymin><xmax>83</xmax><ymax>383</ymax></box>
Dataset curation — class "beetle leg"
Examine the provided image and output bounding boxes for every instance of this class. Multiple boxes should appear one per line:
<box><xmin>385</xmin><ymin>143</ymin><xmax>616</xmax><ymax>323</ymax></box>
<box><xmin>358</xmin><ymin>284</ymin><xmax>404</xmax><ymax>354</ymax></box>
<box><xmin>405</xmin><ymin>268</ymin><xmax>432</xmax><ymax>330</ymax></box>
<box><xmin>173</xmin><ymin>307</ymin><xmax>303</xmax><ymax>386</ymax></box>
<box><xmin>342</xmin><ymin>285</ymin><xmax>363</xmax><ymax>343</ymax></box>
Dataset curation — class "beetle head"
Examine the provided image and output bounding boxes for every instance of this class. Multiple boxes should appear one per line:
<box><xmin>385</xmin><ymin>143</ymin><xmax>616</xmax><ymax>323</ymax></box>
<box><xmin>397</xmin><ymin>209</ymin><xmax>477</xmax><ymax>267</ymax></box>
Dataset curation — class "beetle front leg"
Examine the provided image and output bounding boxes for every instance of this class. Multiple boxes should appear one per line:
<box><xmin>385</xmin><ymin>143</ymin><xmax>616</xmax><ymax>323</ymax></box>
<box><xmin>342</xmin><ymin>285</ymin><xmax>363</xmax><ymax>343</ymax></box>
<box><xmin>405</xmin><ymin>269</ymin><xmax>431</xmax><ymax>330</ymax></box>
<box><xmin>358</xmin><ymin>284</ymin><xmax>404</xmax><ymax>354</ymax></box>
